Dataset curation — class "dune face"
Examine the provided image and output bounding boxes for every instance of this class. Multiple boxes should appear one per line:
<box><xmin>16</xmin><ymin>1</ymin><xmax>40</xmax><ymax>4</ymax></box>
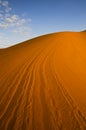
<box><xmin>0</xmin><ymin>32</ymin><xmax>86</xmax><ymax>130</ymax></box>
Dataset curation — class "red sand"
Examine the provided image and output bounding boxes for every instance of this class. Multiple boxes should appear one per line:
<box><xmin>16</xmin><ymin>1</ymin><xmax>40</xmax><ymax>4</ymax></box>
<box><xmin>0</xmin><ymin>32</ymin><xmax>86</xmax><ymax>130</ymax></box>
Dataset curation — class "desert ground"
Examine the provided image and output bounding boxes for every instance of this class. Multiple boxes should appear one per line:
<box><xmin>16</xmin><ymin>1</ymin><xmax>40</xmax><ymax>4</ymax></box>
<box><xmin>0</xmin><ymin>32</ymin><xmax>86</xmax><ymax>130</ymax></box>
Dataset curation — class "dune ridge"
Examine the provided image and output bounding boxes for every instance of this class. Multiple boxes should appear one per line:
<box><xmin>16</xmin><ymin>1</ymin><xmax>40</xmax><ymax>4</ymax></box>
<box><xmin>0</xmin><ymin>32</ymin><xmax>86</xmax><ymax>130</ymax></box>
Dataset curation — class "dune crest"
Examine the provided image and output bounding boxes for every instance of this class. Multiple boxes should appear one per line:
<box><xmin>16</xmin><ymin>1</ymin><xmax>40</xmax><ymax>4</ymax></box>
<box><xmin>0</xmin><ymin>32</ymin><xmax>86</xmax><ymax>130</ymax></box>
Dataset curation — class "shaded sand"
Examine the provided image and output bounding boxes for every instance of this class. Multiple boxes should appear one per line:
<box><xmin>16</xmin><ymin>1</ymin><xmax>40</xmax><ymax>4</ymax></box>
<box><xmin>0</xmin><ymin>32</ymin><xmax>86</xmax><ymax>130</ymax></box>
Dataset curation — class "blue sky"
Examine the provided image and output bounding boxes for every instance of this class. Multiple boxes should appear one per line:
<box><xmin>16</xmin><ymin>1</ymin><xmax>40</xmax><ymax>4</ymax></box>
<box><xmin>0</xmin><ymin>0</ymin><xmax>86</xmax><ymax>48</ymax></box>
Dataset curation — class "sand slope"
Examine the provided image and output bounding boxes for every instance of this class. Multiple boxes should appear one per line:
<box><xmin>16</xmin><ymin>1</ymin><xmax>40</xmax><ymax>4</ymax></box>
<box><xmin>0</xmin><ymin>32</ymin><xmax>86</xmax><ymax>130</ymax></box>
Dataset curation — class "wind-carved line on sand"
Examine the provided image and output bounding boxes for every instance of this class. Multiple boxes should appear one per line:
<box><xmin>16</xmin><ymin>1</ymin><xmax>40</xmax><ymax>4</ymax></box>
<box><xmin>13</xmin><ymin>45</ymin><xmax>48</xmax><ymax>130</ymax></box>
<box><xmin>51</xmin><ymin>55</ymin><xmax>86</xmax><ymax>129</ymax></box>
<box><xmin>0</xmin><ymin>45</ymin><xmax>48</xmax><ymax>130</ymax></box>
<box><xmin>31</xmin><ymin>44</ymin><xmax>54</xmax><ymax>130</ymax></box>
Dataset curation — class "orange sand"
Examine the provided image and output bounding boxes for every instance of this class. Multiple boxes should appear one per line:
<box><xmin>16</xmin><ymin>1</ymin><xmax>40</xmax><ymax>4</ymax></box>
<box><xmin>0</xmin><ymin>32</ymin><xmax>86</xmax><ymax>130</ymax></box>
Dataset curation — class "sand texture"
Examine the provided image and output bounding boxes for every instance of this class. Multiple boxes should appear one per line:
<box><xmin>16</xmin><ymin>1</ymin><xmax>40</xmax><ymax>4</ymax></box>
<box><xmin>0</xmin><ymin>32</ymin><xmax>86</xmax><ymax>130</ymax></box>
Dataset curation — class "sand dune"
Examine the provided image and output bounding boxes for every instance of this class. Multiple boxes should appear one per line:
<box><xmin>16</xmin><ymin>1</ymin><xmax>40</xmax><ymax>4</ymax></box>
<box><xmin>0</xmin><ymin>32</ymin><xmax>86</xmax><ymax>130</ymax></box>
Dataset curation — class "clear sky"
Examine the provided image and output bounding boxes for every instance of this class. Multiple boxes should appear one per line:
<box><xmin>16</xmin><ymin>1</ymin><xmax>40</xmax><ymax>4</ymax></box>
<box><xmin>0</xmin><ymin>0</ymin><xmax>86</xmax><ymax>48</ymax></box>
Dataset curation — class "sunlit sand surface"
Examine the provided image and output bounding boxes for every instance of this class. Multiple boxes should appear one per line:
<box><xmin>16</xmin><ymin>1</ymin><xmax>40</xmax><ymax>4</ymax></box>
<box><xmin>0</xmin><ymin>32</ymin><xmax>86</xmax><ymax>130</ymax></box>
